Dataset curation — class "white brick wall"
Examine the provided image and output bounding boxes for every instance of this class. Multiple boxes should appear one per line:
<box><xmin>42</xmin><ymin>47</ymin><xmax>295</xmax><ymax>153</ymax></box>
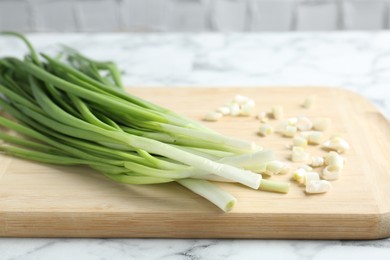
<box><xmin>76</xmin><ymin>0</ymin><xmax>121</xmax><ymax>31</ymax></box>
<box><xmin>211</xmin><ymin>0</ymin><xmax>249</xmax><ymax>31</ymax></box>
<box><xmin>121</xmin><ymin>0</ymin><xmax>167</xmax><ymax>31</ymax></box>
<box><xmin>33</xmin><ymin>0</ymin><xmax>78</xmax><ymax>32</ymax></box>
<box><xmin>0</xmin><ymin>0</ymin><xmax>32</xmax><ymax>31</ymax></box>
<box><xmin>165</xmin><ymin>0</ymin><xmax>209</xmax><ymax>31</ymax></box>
<box><xmin>0</xmin><ymin>0</ymin><xmax>389</xmax><ymax>32</ymax></box>
<box><xmin>250</xmin><ymin>0</ymin><xmax>296</xmax><ymax>31</ymax></box>
<box><xmin>296</xmin><ymin>0</ymin><xmax>341</xmax><ymax>31</ymax></box>
<box><xmin>343</xmin><ymin>0</ymin><xmax>386</xmax><ymax>30</ymax></box>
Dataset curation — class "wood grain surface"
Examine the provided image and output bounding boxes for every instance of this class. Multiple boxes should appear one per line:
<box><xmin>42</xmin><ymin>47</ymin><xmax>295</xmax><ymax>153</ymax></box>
<box><xmin>0</xmin><ymin>87</ymin><xmax>389</xmax><ymax>239</ymax></box>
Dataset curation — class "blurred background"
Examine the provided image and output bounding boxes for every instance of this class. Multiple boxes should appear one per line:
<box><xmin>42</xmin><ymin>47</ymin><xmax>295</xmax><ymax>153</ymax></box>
<box><xmin>0</xmin><ymin>0</ymin><xmax>388</xmax><ymax>32</ymax></box>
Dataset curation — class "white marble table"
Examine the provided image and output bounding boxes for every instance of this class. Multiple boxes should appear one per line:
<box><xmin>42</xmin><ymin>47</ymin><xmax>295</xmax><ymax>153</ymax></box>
<box><xmin>0</xmin><ymin>33</ymin><xmax>390</xmax><ymax>259</ymax></box>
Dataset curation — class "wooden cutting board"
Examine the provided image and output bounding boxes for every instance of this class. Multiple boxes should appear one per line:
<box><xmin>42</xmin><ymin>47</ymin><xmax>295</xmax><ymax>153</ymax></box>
<box><xmin>1</xmin><ymin>87</ymin><xmax>390</xmax><ymax>239</ymax></box>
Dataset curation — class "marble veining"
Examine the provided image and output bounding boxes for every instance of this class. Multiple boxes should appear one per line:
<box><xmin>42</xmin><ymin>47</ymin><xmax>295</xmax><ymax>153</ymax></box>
<box><xmin>1</xmin><ymin>238</ymin><xmax>390</xmax><ymax>259</ymax></box>
<box><xmin>0</xmin><ymin>33</ymin><xmax>390</xmax><ymax>259</ymax></box>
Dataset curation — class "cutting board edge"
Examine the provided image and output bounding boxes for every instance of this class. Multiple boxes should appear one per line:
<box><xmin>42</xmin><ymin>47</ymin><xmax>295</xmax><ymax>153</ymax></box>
<box><xmin>379</xmin><ymin>211</ymin><xmax>390</xmax><ymax>238</ymax></box>
<box><xmin>1</xmin><ymin>211</ymin><xmax>388</xmax><ymax>239</ymax></box>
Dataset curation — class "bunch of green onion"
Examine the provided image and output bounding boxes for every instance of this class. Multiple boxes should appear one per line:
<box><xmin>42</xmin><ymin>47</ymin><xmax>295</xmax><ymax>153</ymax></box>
<box><xmin>0</xmin><ymin>33</ymin><xmax>289</xmax><ymax>212</ymax></box>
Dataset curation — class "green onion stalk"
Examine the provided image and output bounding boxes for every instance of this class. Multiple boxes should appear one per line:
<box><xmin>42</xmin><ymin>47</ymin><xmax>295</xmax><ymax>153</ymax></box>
<box><xmin>0</xmin><ymin>32</ymin><xmax>289</xmax><ymax>212</ymax></box>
